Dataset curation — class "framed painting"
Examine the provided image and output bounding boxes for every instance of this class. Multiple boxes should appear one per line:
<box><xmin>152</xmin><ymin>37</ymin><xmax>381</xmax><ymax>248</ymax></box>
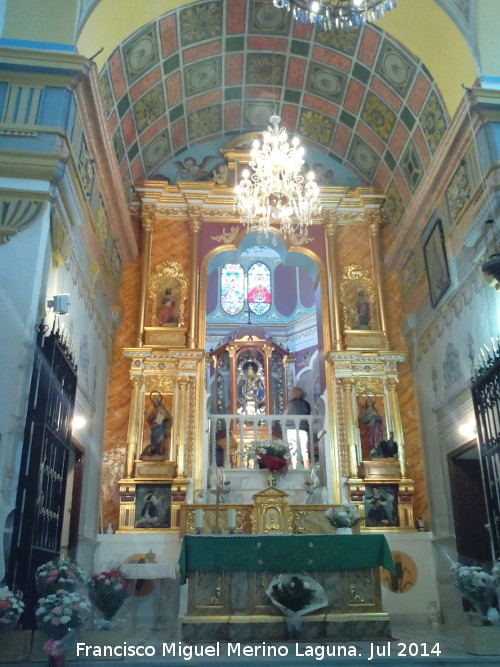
<box><xmin>364</xmin><ymin>484</ymin><xmax>399</xmax><ymax>528</ymax></box>
<box><xmin>135</xmin><ymin>484</ymin><xmax>171</xmax><ymax>529</ymax></box>
<box><xmin>423</xmin><ymin>218</ymin><xmax>451</xmax><ymax>308</ymax></box>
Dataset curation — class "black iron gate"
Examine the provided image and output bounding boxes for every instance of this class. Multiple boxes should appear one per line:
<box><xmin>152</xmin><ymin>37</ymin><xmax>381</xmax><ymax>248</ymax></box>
<box><xmin>471</xmin><ymin>349</ymin><xmax>500</xmax><ymax>560</ymax></box>
<box><xmin>8</xmin><ymin>322</ymin><xmax>77</xmax><ymax>627</ymax></box>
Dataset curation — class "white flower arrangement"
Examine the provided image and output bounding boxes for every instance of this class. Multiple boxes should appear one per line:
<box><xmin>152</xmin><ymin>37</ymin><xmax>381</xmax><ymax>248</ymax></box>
<box><xmin>248</xmin><ymin>438</ymin><xmax>291</xmax><ymax>459</ymax></box>
<box><xmin>36</xmin><ymin>557</ymin><xmax>87</xmax><ymax>596</ymax></box>
<box><xmin>0</xmin><ymin>586</ymin><xmax>25</xmax><ymax>625</ymax></box>
<box><xmin>451</xmin><ymin>563</ymin><xmax>499</xmax><ymax>625</ymax></box>
<box><xmin>325</xmin><ymin>503</ymin><xmax>360</xmax><ymax>528</ymax></box>
<box><xmin>35</xmin><ymin>590</ymin><xmax>91</xmax><ymax>640</ymax></box>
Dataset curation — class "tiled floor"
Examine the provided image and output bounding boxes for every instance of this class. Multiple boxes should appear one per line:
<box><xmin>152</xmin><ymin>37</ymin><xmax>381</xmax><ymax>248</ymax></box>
<box><xmin>23</xmin><ymin>617</ymin><xmax>500</xmax><ymax>666</ymax></box>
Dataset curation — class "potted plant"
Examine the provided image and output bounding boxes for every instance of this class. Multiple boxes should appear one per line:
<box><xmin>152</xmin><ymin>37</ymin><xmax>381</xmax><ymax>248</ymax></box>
<box><xmin>325</xmin><ymin>503</ymin><xmax>360</xmax><ymax>534</ymax></box>
<box><xmin>87</xmin><ymin>568</ymin><xmax>134</xmax><ymax>628</ymax></box>
<box><xmin>266</xmin><ymin>573</ymin><xmax>327</xmax><ymax>639</ymax></box>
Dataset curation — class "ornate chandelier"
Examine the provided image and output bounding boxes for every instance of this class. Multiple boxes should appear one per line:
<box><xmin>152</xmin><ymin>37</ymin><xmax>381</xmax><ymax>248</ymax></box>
<box><xmin>235</xmin><ymin>115</ymin><xmax>321</xmax><ymax>238</ymax></box>
<box><xmin>273</xmin><ymin>0</ymin><xmax>397</xmax><ymax>30</ymax></box>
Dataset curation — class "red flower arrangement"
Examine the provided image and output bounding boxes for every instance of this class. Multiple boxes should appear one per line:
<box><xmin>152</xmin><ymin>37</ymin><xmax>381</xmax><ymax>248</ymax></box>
<box><xmin>87</xmin><ymin>569</ymin><xmax>134</xmax><ymax>622</ymax></box>
<box><xmin>249</xmin><ymin>439</ymin><xmax>291</xmax><ymax>475</ymax></box>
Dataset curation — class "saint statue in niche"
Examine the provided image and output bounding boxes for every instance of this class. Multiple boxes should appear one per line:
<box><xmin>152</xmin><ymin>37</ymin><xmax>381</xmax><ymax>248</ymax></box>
<box><xmin>159</xmin><ymin>287</ymin><xmax>177</xmax><ymax>326</ymax></box>
<box><xmin>350</xmin><ymin>287</ymin><xmax>370</xmax><ymax>329</ymax></box>
<box><xmin>237</xmin><ymin>361</ymin><xmax>265</xmax><ymax>414</ymax></box>
<box><xmin>358</xmin><ymin>397</ymin><xmax>384</xmax><ymax>459</ymax></box>
<box><xmin>140</xmin><ymin>391</ymin><xmax>172</xmax><ymax>459</ymax></box>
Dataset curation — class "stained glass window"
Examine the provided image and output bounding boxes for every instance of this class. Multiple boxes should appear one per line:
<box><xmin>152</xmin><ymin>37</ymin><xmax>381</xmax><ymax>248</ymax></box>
<box><xmin>247</xmin><ymin>261</ymin><xmax>271</xmax><ymax>316</ymax></box>
<box><xmin>220</xmin><ymin>263</ymin><xmax>245</xmax><ymax>315</ymax></box>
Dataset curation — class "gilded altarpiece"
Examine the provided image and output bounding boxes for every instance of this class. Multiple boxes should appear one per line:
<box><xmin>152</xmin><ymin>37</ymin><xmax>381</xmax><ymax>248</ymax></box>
<box><xmin>117</xmin><ymin>349</ymin><xmax>203</xmax><ymax>531</ymax></box>
<box><xmin>328</xmin><ymin>351</ymin><xmax>415</xmax><ymax>530</ymax></box>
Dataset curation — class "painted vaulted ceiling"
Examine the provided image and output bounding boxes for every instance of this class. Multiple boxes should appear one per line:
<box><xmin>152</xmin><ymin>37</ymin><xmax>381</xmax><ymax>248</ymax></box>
<box><xmin>77</xmin><ymin>0</ymin><xmax>477</xmax><ymax>227</ymax></box>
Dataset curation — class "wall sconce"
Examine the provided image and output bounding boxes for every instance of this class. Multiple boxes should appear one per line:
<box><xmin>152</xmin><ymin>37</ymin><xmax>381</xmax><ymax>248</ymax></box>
<box><xmin>47</xmin><ymin>294</ymin><xmax>70</xmax><ymax>315</ymax></box>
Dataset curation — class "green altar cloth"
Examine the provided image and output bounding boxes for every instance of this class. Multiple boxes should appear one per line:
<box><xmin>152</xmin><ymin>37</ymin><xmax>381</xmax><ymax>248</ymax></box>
<box><xmin>179</xmin><ymin>533</ymin><xmax>394</xmax><ymax>583</ymax></box>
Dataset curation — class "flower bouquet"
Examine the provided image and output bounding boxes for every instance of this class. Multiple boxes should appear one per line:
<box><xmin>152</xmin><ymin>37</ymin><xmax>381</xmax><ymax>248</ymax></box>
<box><xmin>451</xmin><ymin>563</ymin><xmax>499</xmax><ymax>625</ymax></box>
<box><xmin>325</xmin><ymin>503</ymin><xmax>360</xmax><ymax>533</ymax></box>
<box><xmin>35</xmin><ymin>557</ymin><xmax>87</xmax><ymax>597</ymax></box>
<box><xmin>0</xmin><ymin>586</ymin><xmax>24</xmax><ymax>637</ymax></box>
<box><xmin>87</xmin><ymin>568</ymin><xmax>134</xmax><ymax>626</ymax></box>
<box><xmin>36</xmin><ymin>590</ymin><xmax>91</xmax><ymax>663</ymax></box>
<box><xmin>266</xmin><ymin>573</ymin><xmax>327</xmax><ymax>639</ymax></box>
<box><xmin>249</xmin><ymin>438</ymin><xmax>291</xmax><ymax>472</ymax></box>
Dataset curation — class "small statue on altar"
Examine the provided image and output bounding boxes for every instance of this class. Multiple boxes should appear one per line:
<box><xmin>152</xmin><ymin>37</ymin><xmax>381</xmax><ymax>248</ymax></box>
<box><xmin>141</xmin><ymin>391</ymin><xmax>171</xmax><ymax>459</ymax></box>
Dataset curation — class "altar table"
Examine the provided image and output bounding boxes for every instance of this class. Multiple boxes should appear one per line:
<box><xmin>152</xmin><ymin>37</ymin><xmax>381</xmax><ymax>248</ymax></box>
<box><xmin>179</xmin><ymin>533</ymin><xmax>393</xmax><ymax>583</ymax></box>
<box><xmin>179</xmin><ymin>534</ymin><xmax>394</xmax><ymax>642</ymax></box>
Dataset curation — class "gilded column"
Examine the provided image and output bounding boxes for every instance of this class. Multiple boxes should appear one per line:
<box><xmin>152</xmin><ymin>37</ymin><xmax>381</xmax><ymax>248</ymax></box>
<box><xmin>323</xmin><ymin>212</ymin><xmax>343</xmax><ymax>351</ymax></box>
<box><xmin>227</xmin><ymin>343</ymin><xmax>238</xmax><ymax>414</ymax></box>
<box><xmin>367</xmin><ymin>211</ymin><xmax>388</xmax><ymax>338</ymax></box>
<box><xmin>176</xmin><ymin>377</ymin><xmax>191</xmax><ymax>478</ymax></box>
<box><xmin>386</xmin><ymin>378</ymin><xmax>406</xmax><ymax>478</ymax></box>
<box><xmin>262</xmin><ymin>343</ymin><xmax>274</xmax><ymax>414</ymax></box>
<box><xmin>126</xmin><ymin>374</ymin><xmax>143</xmax><ymax>477</ymax></box>
<box><xmin>187</xmin><ymin>206</ymin><xmax>202</xmax><ymax>349</ymax></box>
<box><xmin>341</xmin><ymin>377</ymin><xmax>361</xmax><ymax>478</ymax></box>
<box><xmin>136</xmin><ymin>204</ymin><xmax>156</xmax><ymax>347</ymax></box>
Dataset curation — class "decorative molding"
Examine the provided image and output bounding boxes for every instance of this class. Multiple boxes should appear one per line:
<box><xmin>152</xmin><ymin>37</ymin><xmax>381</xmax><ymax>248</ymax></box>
<box><xmin>50</xmin><ymin>209</ymin><xmax>71</xmax><ymax>268</ymax></box>
<box><xmin>0</xmin><ymin>192</ymin><xmax>47</xmax><ymax>244</ymax></box>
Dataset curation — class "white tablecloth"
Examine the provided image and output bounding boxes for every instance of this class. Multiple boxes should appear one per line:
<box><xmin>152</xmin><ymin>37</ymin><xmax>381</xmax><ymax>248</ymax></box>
<box><xmin>122</xmin><ymin>563</ymin><xmax>176</xmax><ymax>579</ymax></box>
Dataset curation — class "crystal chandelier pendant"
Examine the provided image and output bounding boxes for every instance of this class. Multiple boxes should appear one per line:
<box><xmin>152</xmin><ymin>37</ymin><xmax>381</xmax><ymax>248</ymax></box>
<box><xmin>235</xmin><ymin>116</ymin><xmax>321</xmax><ymax>238</ymax></box>
<box><xmin>273</xmin><ymin>0</ymin><xmax>397</xmax><ymax>30</ymax></box>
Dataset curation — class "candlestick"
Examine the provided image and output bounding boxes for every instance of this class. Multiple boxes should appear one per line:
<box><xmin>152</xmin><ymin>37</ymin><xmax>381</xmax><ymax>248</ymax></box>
<box><xmin>195</xmin><ymin>509</ymin><xmax>204</xmax><ymax>532</ymax></box>
<box><xmin>227</xmin><ymin>508</ymin><xmax>236</xmax><ymax>531</ymax></box>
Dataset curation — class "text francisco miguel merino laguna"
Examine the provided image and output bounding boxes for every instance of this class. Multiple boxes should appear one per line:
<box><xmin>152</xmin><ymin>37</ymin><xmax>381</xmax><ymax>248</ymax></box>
<box><xmin>76</xmin><ymin>640</ymin><xmax>442</xmax><ymax>661</ymax></box>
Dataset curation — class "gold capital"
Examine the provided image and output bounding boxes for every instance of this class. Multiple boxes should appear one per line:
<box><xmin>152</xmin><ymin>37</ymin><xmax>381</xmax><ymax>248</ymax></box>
<box><xmin>188</xmin><ymin>205</ymin><xmax>203</xmax><ymax>233</ymax></box>
<box><xmin>141</xmin><ymin>203</ymin><xmax>157</xmax><ymax>231</ymax></box>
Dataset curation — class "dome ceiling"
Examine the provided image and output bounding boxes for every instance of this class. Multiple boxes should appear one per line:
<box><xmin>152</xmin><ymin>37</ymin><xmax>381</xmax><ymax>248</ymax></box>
<box><xmin>96</xmin><ymin>0</ymin><xmax>452</xmax><ymax>226</ymax></box>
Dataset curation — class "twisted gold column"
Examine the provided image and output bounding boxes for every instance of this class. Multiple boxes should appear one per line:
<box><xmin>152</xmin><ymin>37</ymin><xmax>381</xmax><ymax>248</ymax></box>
<box><xmin>324</xmin><ymin>213</ymin><xmax>343</xmax><ymax>351</ymax></box>
<box><xmin>136</xmin><ymin>204</ymin><xmax>156</xmax><ymax>347</ymax></box>
<box><xmin>187</xmin><ymin>207</ymin><xmax>202</xmax><ymax>349</ymax></box>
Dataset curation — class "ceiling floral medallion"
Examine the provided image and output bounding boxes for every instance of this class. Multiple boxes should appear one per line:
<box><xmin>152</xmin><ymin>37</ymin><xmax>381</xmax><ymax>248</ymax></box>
<box><xmin>421</xmin><ymin>92</ymin><xmax>447</xmax><ymax>154</ymax></box>
<box><xmin>299</xmin><ymin>110</ymin><xmax>335</xmax><ymax>146</ymax></box>
<box><xmin>188</xmin><ymin>105</ymin><xmax>222</xmax><ymax>141</ymax></box>
<box><xmin>247</xmin><ymin>54</ymin><xmax>285</xmax><ymax>85</ymax></box>
<box><xmin>384</xmin><ymin>181</ymin><xmax>405</xmax><ymax>227</ymax></box>
<box><xmin>180</xmin><ymin>1</ymin><xmax>223</xmax><ymax>46</ymax></box>
<box><xmin>134</xmin><ymin>85</ymin><xmax>166</xmax><ymax>134</ymax></box>
<box><xmin>361</xmin><ymin>93</ymin><xmax>396</xmax><ymax>141</ymax></box>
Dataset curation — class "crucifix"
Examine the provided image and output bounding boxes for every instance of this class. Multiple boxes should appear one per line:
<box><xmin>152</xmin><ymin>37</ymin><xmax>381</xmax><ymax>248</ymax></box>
<box><xmin>210</xmin><ymin>467</ymin><xmax>230</xmax><ymax>534</ymax></box>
